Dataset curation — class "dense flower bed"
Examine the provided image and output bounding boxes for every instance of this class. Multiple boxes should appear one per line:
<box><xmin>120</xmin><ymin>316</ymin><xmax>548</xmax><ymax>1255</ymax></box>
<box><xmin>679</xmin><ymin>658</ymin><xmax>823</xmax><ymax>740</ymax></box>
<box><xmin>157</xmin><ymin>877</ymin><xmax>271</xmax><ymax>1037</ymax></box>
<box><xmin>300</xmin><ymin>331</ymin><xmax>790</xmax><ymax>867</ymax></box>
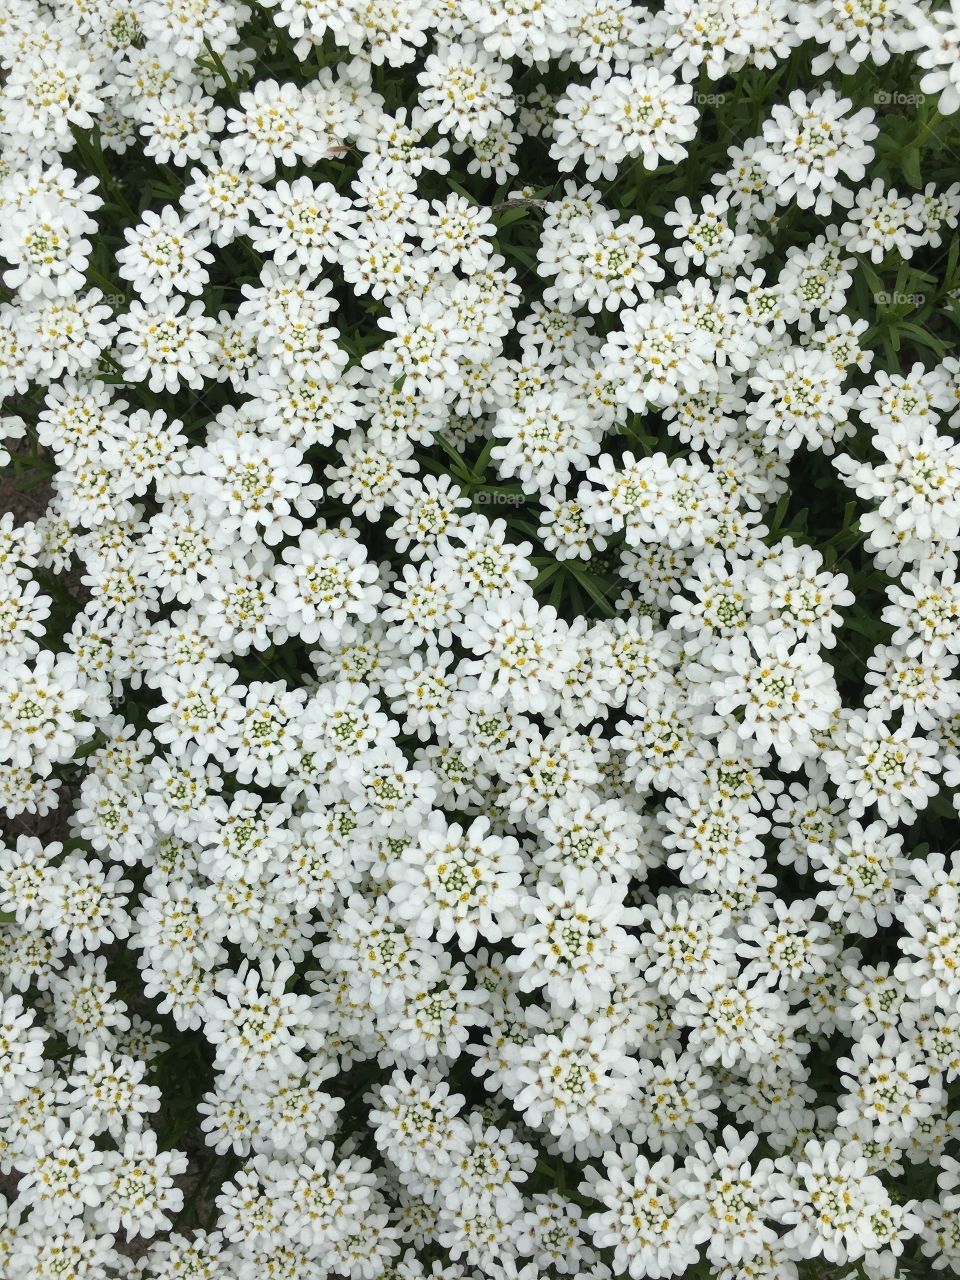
<box><xmin>3</xmin><ymin>1</ymin><xmax>960</xmax><ymax>1277</ymax></box>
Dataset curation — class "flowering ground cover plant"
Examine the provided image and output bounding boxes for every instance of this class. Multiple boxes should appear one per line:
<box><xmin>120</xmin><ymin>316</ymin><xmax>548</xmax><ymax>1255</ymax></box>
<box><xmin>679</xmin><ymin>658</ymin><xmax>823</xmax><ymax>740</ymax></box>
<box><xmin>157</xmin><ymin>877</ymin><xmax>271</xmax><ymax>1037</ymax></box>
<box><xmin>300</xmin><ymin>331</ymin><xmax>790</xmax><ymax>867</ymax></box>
<box><xmin>4</xmin><ymin>1</ymin><xmax>960</xmax><ymax>1279</ymax></box>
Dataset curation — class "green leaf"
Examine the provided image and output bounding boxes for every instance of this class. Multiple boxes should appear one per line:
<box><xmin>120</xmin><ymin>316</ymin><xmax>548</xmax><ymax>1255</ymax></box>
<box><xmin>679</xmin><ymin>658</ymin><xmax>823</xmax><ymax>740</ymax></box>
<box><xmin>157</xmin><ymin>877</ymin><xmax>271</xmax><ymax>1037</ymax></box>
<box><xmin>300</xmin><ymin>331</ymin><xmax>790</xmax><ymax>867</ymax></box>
<box><xmin>898</xmin><ymin>321</ymin><xmax>947</xmax><ymax>354</ymax></box>
<box><xmin>432</xmin><ymin>434</ymin><xmax>474</xmax><ymax>481</ymax></box>
<box><xmin>857</xmin><ymin>257</ymin><xmax>885</xmax><ymax>297</ymax></box>
<box><xmin>493</xmin><ymin>206</ymin><xmax>535</xmax><ymax>228</ymax></box>
<box><xmin>564</xmin><ymin>563</ymin><xmax>616</xmax><ymax>617</ymax></box>
<box><xmin>532</xmin><ymin>562</ymin><xmax>561</xmax><ymax>593</ymax></box>
<box><xmin>446</xmin><ymin>177</ymin><xmax>477</xmax><ymax>203</ymax></box>
<box><xmin>769</xmin><ymin>493</ymin><xmax>790</xmax><ymax>534</ymax></box>
<box><xmin>499</xmin><ymin>242</ymin><xmax>537</xmax><ymax>269</ymax></box>
<box><xmin>469</xmin><ymin>436</ymin><xmax>497</xmax><ymax>481</ymax></box>
<box><xmin>900</xmin><ymin>146</ymin><xmax>922</xmax><ymax>189</ymax></box>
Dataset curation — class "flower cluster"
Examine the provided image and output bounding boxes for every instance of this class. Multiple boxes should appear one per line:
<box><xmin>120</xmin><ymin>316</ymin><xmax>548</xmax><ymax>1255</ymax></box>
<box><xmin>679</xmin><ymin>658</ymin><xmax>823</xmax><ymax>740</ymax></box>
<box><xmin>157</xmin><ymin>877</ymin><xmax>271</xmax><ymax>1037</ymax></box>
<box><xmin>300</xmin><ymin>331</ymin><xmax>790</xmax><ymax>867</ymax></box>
<box><xmin>2</xmin><ymin>0</ymin><xmax>960</xmax><ymax>1278</ymax></box>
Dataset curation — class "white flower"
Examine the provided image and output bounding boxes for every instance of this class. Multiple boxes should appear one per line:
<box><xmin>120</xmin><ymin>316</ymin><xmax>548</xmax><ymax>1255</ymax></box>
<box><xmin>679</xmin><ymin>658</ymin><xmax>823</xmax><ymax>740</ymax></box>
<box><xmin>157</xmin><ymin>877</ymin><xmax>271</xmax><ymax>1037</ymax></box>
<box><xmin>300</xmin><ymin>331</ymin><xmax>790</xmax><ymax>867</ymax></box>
<box><xmin>602</xmin><ymin>299</ymin><xmax>712</xmax><ymax>413</ymax></box>
<box><xmin>676</xmin><ymin>1126</ymin><xmax>778</xmax><ymax>1265</ymax></box>
<box><xmin>551</xmin><ymin>65</ymin><xmax>699</xmax><ymax>181</ymax></box>
<box><xmin>507</xmin><ymin>869</ymin><xmax>641</xmax><ymax>1011</ymax></box>
<box><xmin>203</xmin><ymin>959</ymin><xmax>326</xmax><ymax>1083</ymax></box>
<box><xmin>270</xmin><ymin>527</ymin><xmax>383</xmax><ymax>645</ymax></box>
<box><xmin>798</xmin><ymin>0</ymin><xmax>919</xmax><ymax>74</ymax></box>
<box><xmin>674</xmin><ymin>974</ymin><xmax>794</xmax><ymax>1069</ymax></box>
<box><xmin>249</xmin><ymin>175</ymin><xmax>356</xmax><ymax>269</ymax></box>
<box><xmin>882</xmin><ymin>565</ymin><xmax>960</xmax><ymax>658</ymax></box>
<box><xmin>180</xmin><ymin>432</ymin><xmax>322</xmax><ymax>546</ymax></box>
<box><xmin>5</xmin><ymin>47</ymin><xmax>110</xmax><ymax>148</ymax></box>
<box><xmin>696</xmin><ymin>628</ymin><xmax>841</xmax><ymax>768</ymax></box>
<box><xmin>633</xmin><ymin>1047</ymin><xmax>720</xmax><ymax>1156</ymax></box>
<box><xmin>746</xmin><ymin>541</ymin><xmax>855</xmax><ymax>646</ymax></box>
<box><xmin>841</xmin><ymin>179</ymin><xmax>925</xmax><ymax>262</ymax></box>
<box><xmin>541</xmin><ymin>210</ymin><xmax>663</xmax><ymax>313</ymax></box>
<box><xmin>13</xmin><ymin>1114</ymin><xmax>106</xmax><ymax>1225</ymax></box>
<box><xmin>35</xmin><ymin>855</ymin><xmax>131</xmax><ymax>952</ymax></box>
<box><xmin>581</xmin><ymin>1145</ymin><xmax>699</xmax><ymax>1279</ymax></box>
<box><xmin>416</xmin><ymin>42</ymin><xmax>515</xmax><ymax>143</ymax></box>
<box><xmin>457</xmin><ymin>593</ymin><xmax>574</xmax><ymax>716</ymax></box>
<box><xmin>2</xmin><ymin>7</ymin><xmax>959</xmax><ymax>1264</ymax></box>
<box><xmin>116</xmin><ymin>297</ymin><xmax>217</xmax><ymax>392</ymax></box>
<box><xmin>0</xmin><ymin>206</ymin><xmax>91</xmax><ymax>300</ymax></box>
<box><xmin>826</xmin><ymin>709</ymin><xmax>941</xmax><ymax>825</ymax></box>
<box><xmin>392</xmin><ymin>962</ymin><xmax>489</xmax><ymax>1064</ymax></box>
<box><xmin>116</xmin><ymin>206</ymin><xmax>214</xmax><ymax>303</ymax></box>
<box><xmin>916</xmin><ymin>2</ymin><xmax>960</xmax><ymax>115</ymax></box>
<box><xmin>770</xmin><ymin>1139</ymin><xmax>919</xmax><ymax>1264</ymax></box>
<box><xmin>811</xmin><ymin>818</ymin><xmax>909</xmax><ymax>936</ymax></box>
<box><xmin>664</xmin><ymin>194</ymin><xmax>754</xmax><ymax>278</ymax></box>
<box><xmin>0</xmin><ymin>651</ymin><xmax>94</xmax><ymax>775</ymax></box>
<box><xmin>748</xmin><ymin>347</ymin><xmax>853</xmax><ymax>453</ymax></box>
<box><xmin>95</xmin><ymin>1129</ymin><xmax>187</xmax><ymax>1238</ymax></box>
<box><xmin>149</xmin><ymin>663</ymin><xmax>246</xmax><ymax>763</ymax></box>
<box><xmin>0</xmin><ymin>991</ymin><xmax>47</xmax><ymax>1099</ymax></box>
<box><xmin>9</xmin><ymin>1217</ymin><xmax>121</xmax><ymax>1280</ymax></box>
<box><xmin>368</xmin><ymin>1066</ymin><xmax>467</xmax><ymax>1180</ymax></box>
<box><xmin>638</xmin><ymin>892</ymin><xmax>736</xmax><ymax>998</ymax></box>
<box><xmin>758</xmin><ymin>87</ymin><xmax>878</xmax><ymax>214</ymax></box>
<box><xmin>837</xmin><ymin>1029</ymin><xmax>944</xmax><ymax>1139</ymax></box>
<box><xmin>514</xmin><ymin>1015</ymin><xmax>641</xmax><ymax>1151</ymax></box>
<box><xmin>416</xmin><ymin>193</ymin><xmax>496</xmax><ymax>275</ymax></box>
<box><xmin>492</xmin><ymin>390</ymin><xmax>601</xmax><ymax>491</ymax></box>
<box><xmin>387</xmin><ymin>813</ymin><xmax>523</xmax><ymax>950</ymax></box>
